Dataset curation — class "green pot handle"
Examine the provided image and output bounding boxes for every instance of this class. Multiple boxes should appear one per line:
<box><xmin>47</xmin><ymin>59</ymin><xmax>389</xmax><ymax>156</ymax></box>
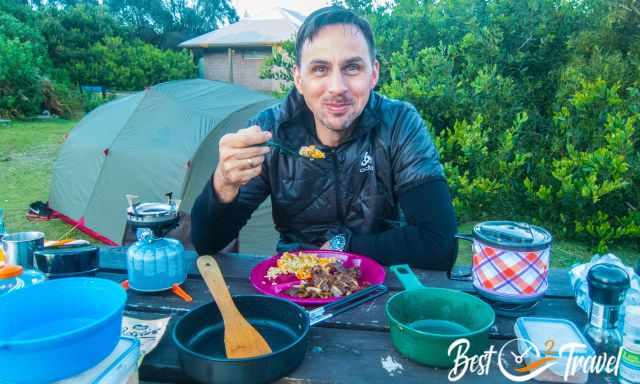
<box><xmin>390</xmin><ymin>264</ymin><xmax>425</xmax><ymax>291</ymax></box>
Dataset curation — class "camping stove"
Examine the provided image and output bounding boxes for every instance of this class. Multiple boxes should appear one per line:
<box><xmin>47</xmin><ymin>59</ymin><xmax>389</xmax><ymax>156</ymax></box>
<box><xmin>123</xmin><ymin>193</ymin><xmax>191</xmax><ymax>302</ymax></box>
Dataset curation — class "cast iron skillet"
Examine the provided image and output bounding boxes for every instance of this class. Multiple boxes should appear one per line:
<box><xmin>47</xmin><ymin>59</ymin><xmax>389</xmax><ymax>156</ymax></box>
<box><xmin>173</xmin><ymin>284</ymin><xmax>387</xmax><ymax>384</ymax></box>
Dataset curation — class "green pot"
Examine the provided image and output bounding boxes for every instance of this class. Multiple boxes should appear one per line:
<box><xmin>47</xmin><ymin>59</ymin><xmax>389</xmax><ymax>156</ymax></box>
<box><xmin>385</xmin><ymin>265</ymin><xmax>495</xmax><ymax>368</ymax></box>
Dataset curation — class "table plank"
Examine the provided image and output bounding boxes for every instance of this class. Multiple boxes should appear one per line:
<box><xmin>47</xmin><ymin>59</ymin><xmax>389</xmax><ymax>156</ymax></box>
<box><xmin>100</xmin><ymin>270</ymin><xmax>587</xmax><ymax>340</ymax></box>
<box><xmin>108</xmin><ymin>246</ymin><xmax>612</xmax><ymax>384</ymax></box>
<box><xmin>99</xmin><ymin>247</ymin><xmax>575</xmax><ymax>298</ymax></box>
<box><xmin>131</xmin><ymin>311</ymin><xmax>612</xmax><ymax>384</ymax></box>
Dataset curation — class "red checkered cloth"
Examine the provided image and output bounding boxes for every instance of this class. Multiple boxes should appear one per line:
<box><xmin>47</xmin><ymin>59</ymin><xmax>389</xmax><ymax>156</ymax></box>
<box><xmin>472</xmin><ymin>243</ymin><xmax>549</xmax><ymax>296</ymax></box>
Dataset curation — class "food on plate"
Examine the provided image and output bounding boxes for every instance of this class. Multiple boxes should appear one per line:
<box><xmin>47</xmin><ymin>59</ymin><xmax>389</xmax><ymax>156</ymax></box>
<box><xmin>285</xmin><ymin>262</ymin><xmax>364</xmax><ymax>298</ymax></box>
<box><xmin>265</xmin><ymin>251</ymin><xmax>364</xmax><ymax>298</ymax></box>
<box><xmin>266</xmin><ymin>251</ymin><xmax>336</xmax><ymax>280</ymax></box>
<box><xmin>298</xmin><ymin>145</ymin><xmax>325</xmax><ymax>159</ymax></box>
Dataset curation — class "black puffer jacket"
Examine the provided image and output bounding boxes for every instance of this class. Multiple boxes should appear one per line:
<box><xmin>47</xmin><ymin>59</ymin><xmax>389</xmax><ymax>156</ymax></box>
<box><xmin>192</xmin><ymin>89</ymin><xmax>456</xmax><ymax>268</ymax></box>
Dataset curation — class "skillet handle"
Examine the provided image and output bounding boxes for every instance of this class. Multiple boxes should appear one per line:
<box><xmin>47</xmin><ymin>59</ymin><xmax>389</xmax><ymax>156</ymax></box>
<box><xmin>308</xmin><ymin>284</ymin><xmax>388</xmax><ymax>326</ymax></box>
<box><xmin>390</xmin><ymin>264</ymin><xmax>425</xmax><ymax>291</ymax></box>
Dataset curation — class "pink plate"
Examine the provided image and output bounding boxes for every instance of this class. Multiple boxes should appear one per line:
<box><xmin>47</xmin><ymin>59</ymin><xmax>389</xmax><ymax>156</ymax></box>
<box><xmin>250</xmin><ymin>250</ymin><xmax>386</xmax><ymax>306</ymax></box>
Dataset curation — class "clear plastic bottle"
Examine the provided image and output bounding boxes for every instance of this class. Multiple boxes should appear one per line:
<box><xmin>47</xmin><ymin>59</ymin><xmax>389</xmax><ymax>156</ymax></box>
<box><xmin>619</xmin><ymin>305</ymin><xmax>640</xmax><ymax>384</ymax></box>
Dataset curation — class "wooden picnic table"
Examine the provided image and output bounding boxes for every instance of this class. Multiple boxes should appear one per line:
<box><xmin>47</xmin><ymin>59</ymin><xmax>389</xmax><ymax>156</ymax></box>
<box><xmin>98</xmin><ymin>247</ymin><xmax>615</xmax><ymax>383</ymax></box>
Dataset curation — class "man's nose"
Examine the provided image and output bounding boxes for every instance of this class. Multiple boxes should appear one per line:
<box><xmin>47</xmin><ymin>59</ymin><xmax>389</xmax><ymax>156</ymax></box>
<box><xmin>328</xmin><ymin>70</ymin><xmax>348</xmax><ymax>94</ymax></box>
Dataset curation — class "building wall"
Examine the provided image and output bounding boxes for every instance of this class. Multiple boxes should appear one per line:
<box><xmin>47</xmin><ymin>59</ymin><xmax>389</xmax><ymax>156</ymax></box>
<box><xmin>203</xmin><ymin>47</ymin><xmax>279</xmax><ymax>92</ymax></box>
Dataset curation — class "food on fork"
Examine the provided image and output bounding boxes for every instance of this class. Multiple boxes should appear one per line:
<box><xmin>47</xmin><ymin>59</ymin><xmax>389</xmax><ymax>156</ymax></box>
<box><xmin>298</xmin><ymin>145</ymin><xmax>326</xmax><ymax>159</ymax></box>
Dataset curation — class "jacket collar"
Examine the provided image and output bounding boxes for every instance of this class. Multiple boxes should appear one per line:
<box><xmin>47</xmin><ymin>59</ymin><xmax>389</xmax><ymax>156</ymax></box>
<box><xmin>279</xmin><ymin>88</ymin><xmax>381</xmax><ymax>143</ymax></box>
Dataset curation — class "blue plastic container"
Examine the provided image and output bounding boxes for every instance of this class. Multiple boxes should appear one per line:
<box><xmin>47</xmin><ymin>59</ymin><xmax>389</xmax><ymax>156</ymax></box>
<box><xmin>0</xmin><ymin>265</ymin><xmax>46</xmax><ymax>295</ymax></box>
<box><xmin>127</xmin><ymin>228</ymin><xmax>185</xmax><ymax>291</ymax></box>
<box><xmin>0</xmin><ymin>277</ymin><xmax>126</xmax><ymax>383</ymax></box>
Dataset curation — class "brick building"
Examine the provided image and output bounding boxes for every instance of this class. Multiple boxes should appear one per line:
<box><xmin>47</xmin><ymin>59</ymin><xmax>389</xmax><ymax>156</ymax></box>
<box><xmin>179</xmin><ymin>8</ymin><xmax>304</xmax><ymax>92</ymax></box>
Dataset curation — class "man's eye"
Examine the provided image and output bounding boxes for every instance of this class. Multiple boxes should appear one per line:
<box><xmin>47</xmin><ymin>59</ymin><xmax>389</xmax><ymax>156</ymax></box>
<box><xmin>312</xmin><ymin>66</ymin><xmax>327</xmax><ymax>75</ymax></box>
<box><xmin>345</xmin><ymin>64</ymin><xmax>361</xmax><ymax>73</ymax></box>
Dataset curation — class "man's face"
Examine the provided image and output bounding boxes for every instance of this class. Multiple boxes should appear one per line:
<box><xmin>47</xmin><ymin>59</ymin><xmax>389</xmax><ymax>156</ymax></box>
<box><xmin>294</xmin><ymin>24</ymin><xmax>379</xmax><ymax>136</ymax></box>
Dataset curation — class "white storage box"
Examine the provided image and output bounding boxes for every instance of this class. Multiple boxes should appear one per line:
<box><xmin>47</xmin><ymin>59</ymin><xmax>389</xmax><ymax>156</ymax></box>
<box><xmin>514</xmin><ymin>317</ymin><xmax>596</xmax><ymax>383</ymax></box>
<box><xmin>56</xmin><ymin>336</ymin><xmax>140</xmax><ymax>384</ymax></box>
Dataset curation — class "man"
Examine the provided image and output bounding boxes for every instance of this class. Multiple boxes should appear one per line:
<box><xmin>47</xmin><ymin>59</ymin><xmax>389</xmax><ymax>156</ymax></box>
<box><xmin>191</xmin><ymin>6</ymin><xmax>457</xmax><ymax>270</ymax></box>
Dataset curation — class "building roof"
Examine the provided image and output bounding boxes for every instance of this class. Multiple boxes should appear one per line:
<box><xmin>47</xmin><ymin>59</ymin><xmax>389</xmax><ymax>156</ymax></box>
<box><xmin>179</xmin><ymin>7</ymin><xmax>304</xmax><ymax>49</ymax></box>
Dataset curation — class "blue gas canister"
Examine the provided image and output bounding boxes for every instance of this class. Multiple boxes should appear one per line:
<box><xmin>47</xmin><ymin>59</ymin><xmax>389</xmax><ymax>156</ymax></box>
<box><xmin>126</xmin><ymin>228</ymin><xmax>186</xmax><ymax>292</ymax></box>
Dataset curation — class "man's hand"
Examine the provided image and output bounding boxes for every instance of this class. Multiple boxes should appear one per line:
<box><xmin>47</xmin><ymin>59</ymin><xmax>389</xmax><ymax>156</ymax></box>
<box><xmin>213</xmin><ymin>126</ymin><xmax>271</xmax><ymax>203</ymax></box>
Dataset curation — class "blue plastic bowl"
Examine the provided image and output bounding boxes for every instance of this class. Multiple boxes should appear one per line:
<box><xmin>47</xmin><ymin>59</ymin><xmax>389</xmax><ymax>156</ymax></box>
<box><xmin>0</xmin><ymin>277</ymin><xmax>126</xmax><ymax>383</ymax></box>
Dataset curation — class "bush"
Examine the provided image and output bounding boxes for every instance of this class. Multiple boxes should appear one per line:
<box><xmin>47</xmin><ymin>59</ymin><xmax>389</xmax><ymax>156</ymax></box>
<box><xmin>525</xmin><ymin>71</ymin><xmax>640</xmax><ymax>252</ymax></box>
<box><xmin>0</xmin><ymin>37</ymin><xmax>43</xmax><ymax>118</ymax></box>
<box><xmin>41</xmin><ymin>78</ymin><xmax>84</xmax><ymax>119</ymax></box>
<box><xmin>82</xmin><ymin>92</ymin><xmax>116</xmax><ymax>113</ymax></box>
<box><xmin>329</xmin><ymin>0</ymin><xmax>640</xmax><ymax>251</ymax></box>
<box><xmin>73</xmin><ymin>36</ymin><xmax>196</xmax><ymax>90</ymax></box>
<box><xmin>38</xmin><ymin>4</ymin><xmax>132</xmax><ymax>82</ymax></box>
<box><xmin>260</xmin><ymin>40</ymin><xmax>295</xmax><ymax>97</ymax></box>
<box><xmin>1</xmin><ymin>2</ymin><xmax>197</xmax><ymax>117</ymax></box>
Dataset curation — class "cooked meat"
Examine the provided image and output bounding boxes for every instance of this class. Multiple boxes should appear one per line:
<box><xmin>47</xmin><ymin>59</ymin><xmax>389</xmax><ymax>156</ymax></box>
<box><xmin>284</xmin><ymin>262</ymin><xmax>364</xmax><ymax>298</ymax></box>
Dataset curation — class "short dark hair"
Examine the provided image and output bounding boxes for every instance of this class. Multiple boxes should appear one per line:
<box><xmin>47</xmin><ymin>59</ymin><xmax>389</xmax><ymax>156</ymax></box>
<box><xmin>295</xmin><ymin>6</ymin><xmax>376</xmax><ymax>65</ymax></box>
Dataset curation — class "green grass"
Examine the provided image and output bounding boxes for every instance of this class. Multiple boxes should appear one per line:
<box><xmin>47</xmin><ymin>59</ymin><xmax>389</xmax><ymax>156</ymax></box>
<box><xmin>0</xmin><ymin>119</ymin><xmax>94</xmax><ymax>243</ymax></box>
<box><xmin>0</xmin><ymin>120</ymin><xmax>638</xmax><ymax>268</ymax></box>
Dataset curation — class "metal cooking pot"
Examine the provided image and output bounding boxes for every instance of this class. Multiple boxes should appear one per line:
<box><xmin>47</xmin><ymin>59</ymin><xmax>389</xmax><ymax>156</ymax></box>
<box><xmin>33</xmin><ymin>244</ymin><xmax>99</xmax><ymax>278</ymax></box>
<box><xmin>126</xmin><ymin>193</ymin><xmax>180</xmax><ymax>237</ymax></box>
<box><xmin>456</xmin><ymin>221</ymin><xmax>553</xmax><ymax>304</ymax></box>
<box><xmin>1</xmin><ymin>231</ymin><xmax>45</xmax><ymax>268</ymax></box>
<box><xmin>173</xmin><ymin>284</ymin><xmax>388</xmax><ymax>384</ymax></box>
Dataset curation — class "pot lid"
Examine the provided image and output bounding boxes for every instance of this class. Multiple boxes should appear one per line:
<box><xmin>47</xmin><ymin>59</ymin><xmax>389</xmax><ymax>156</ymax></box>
<box><xmin>587</xmin><ymin>263</ymin><xmax>630</xmax><ymax>305</ymax></box>
<box><xmin>473</xmin><ymin>221</ymin><xmax>552</xmax><ymax>250</ymax></box>
<box><xmin>127</xmin><ymin>202</ymin><xmax>176</xmax><ymax>218</ymax></box>
<box><xmin>34</xmin><ymin>244</ymin><xmax>98</xmax><ymax>257</ymax></box>
<box><xmin>126</xmin><ymin>193</ymin><xmax>180</xmax><ymax>225</ymax></box>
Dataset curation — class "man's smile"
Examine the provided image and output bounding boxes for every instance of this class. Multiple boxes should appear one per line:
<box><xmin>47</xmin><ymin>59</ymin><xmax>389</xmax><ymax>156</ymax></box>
<box><xmin>324</xmin><ymin>101</ymin><xmax>353</xmax><ymax>114</ymax></box>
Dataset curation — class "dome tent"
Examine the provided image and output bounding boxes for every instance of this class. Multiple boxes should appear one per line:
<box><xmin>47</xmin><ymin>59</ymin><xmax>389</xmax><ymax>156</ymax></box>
<box><xmin>49</xmin><ymin>79</ymin><xmax>279</xmax><ymax>252</ymax></box>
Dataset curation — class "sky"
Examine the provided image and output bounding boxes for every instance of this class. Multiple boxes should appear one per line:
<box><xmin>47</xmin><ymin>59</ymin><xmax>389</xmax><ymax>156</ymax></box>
<box><xmin>231</xmin><ymin>0</ymin><xmax>333</xmax><ymax>18</ymax></box>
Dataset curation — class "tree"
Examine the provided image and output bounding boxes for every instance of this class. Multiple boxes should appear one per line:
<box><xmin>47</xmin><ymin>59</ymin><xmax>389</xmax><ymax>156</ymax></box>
<box><xmin>39</xmin><ymin>4</ymin><xmax>132</xmax><ymax>75</ymax></box>
<box><xmin>74</xmin><ymin>36</ymin><xmax>196</xmax><ymax>90</ymax></box>
<box><xmin>105</xmin><ymin>0</ymin><xmax>238</xmax><ymax>48</ymax></box>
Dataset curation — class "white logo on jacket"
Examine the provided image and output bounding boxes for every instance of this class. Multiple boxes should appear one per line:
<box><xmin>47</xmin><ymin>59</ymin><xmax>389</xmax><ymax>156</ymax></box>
<box><xmin>360</xmin><ymin>151</ymin><xmax>374</xmax><ymax>173</ymax></box>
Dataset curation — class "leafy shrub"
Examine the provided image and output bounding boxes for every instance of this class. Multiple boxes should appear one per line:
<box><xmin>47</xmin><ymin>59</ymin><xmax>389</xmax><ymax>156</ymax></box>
<box><xmin>0</xmin><ymin>2</ymin><xmax>196</xmax><ymax>118</ymax></box>
<box><xmin>73</xmin><ymin>36</ymin><xmax>196</xmax><ymax>90</ymax></box>
<box><xmin>263</xmin><ymin>0</ymin><xmax>640</xmax><ymax>251</ymax></box>
<box><xmin>38</xmin><ymin>4</ymin><xmax>132</xmax><ymax>81</ymax></box>
<box><xmin>82</xmin><ymin>92</ymin><xmax>116</xmax><ymax>113</ymax></box>
<box><xmin>0</xmin><ymin>37</ymin><xmax>43</xmax><ymax>118</ymax></box>
<box><xmin>260</xmin><ymin>40</ymin><xmax>295</xmax><ymax>97</ymax></box>
<box><xmin>41</xmin><ymin>78</ymin><xmax>84</xmax><ymax>119</ymax></box>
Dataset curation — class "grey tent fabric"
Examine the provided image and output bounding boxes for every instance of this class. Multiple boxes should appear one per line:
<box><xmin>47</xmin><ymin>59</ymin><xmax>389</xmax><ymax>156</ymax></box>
<box><xmin>49</xmin><ymin>79</ymin><xmax>280</xmax><ymax>253</ymax></box>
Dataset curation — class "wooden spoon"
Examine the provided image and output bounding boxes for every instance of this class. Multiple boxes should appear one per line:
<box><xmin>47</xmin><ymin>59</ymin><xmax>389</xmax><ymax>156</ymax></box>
<box><xmin>196</xmin><ymin>255</ymin><xmax>272</xmax><ymax>359</ymax></box>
